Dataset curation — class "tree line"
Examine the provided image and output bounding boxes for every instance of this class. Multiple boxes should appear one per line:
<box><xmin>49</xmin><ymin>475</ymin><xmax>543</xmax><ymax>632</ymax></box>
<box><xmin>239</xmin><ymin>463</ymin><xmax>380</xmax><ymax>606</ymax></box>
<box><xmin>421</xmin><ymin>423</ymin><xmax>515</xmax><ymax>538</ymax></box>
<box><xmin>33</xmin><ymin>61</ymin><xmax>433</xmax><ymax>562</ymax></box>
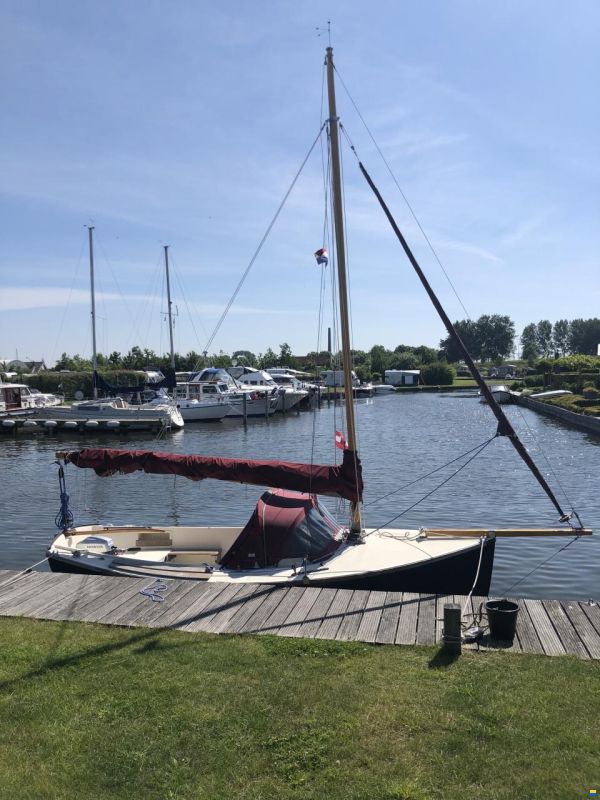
<box><xmin>48</xmin><ymin>316</ymin><xmax>600</xmax><ymax>378</ymax></box>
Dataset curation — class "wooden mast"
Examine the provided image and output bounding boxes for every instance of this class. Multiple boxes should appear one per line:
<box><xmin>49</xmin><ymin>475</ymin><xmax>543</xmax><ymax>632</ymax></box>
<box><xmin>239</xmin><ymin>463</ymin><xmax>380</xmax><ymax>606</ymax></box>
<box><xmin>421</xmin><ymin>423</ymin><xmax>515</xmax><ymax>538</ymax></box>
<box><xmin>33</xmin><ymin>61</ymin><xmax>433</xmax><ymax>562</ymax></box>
<box><xmin>87</xmin><ymin>225</ymin><xmax>98</xmax><ymax>400</ymax></box>
<box><xmin>326</xmin><ymin>47</ymin><xmax>362</xmax><ymax>533</ymax></box>
<box><xmin>163</xmin><ymin>245</ymin><xmax>176</xmax><ymax>370</ymax></box>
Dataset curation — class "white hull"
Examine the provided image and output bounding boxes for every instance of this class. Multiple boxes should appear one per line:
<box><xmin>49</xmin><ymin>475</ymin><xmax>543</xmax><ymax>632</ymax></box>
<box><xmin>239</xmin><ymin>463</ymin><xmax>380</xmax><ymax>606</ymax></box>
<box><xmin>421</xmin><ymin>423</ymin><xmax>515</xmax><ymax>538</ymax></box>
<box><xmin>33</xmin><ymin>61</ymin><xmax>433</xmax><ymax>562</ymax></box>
<box><xmin>275</xmin><ymin>389</ymin><xmax>307</xmax><ymax>412</ymax></box>
<box><xmin>171</xmin><ymin>399</ymin><xmax>233</xmax><ymax>422</ymax></box>
<box><xmin>225</xmin><ymin>394</ymin><xmax>279</xmax><ymax>417</ymax></box>
<box><xmin>47</xmin><ymin>522</ymin><xmax>494</xmax><ymax>595</ymax></box>
<box><xmin>34</xmin><ymin>402</ymin><xmax>184</xmax><ymax>430</ymax></box>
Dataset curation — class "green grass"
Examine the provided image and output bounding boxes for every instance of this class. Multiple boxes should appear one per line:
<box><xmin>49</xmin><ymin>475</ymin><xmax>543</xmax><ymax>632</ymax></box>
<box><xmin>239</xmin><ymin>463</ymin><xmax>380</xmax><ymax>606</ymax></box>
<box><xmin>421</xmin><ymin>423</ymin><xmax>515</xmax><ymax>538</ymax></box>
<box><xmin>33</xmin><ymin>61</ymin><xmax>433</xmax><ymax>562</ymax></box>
<box><xmin>0</xmin><ymin>618</ymin><xmax>598</xmax><ymax>799</ymax></box>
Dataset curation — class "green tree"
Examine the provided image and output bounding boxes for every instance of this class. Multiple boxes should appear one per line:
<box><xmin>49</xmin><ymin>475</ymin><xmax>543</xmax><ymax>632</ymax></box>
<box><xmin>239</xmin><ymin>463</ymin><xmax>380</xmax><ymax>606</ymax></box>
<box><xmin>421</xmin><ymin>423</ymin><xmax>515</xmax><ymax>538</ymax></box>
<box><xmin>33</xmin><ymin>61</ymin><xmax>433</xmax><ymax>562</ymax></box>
<box><xmin>536</xmin><ymin>320</ymin><xmax>553</xmax><ymax>357</ymax></box>
<box><xmin>258</xmin><ymin>348</ymin><xmax>277</xmax><ymax>369</ymax></box>
<box><xmin>568</xmin><ymin>318</ymin><xmax>600</xmax><ymax>355</ymax></box>
<box><xmin>211</xmin><ymin>351</ymin><xmax>232</xmax><ymax>368</ymax></box>
<box><xmin>439</xmin><ymin>320</ymin><xmax>481</xmax><ymax>362</ymax></box>
<box><xmin>520</xmin><ymin>323</ymin><xmax>539</xmax><ymax>361</ymax></box>
<box><xmin>478</xmin><ymin>314</ymin><xmax>515</xmax><ymax>361</ymax></box>
<box><xmin>390</xmin><ymin>350</ymin><xmax>418</xmax><ymax>370</ymax></box>
<box><xmin>369</xmin><ymin>345</ymin><xmax>390</xmax><ymax>376</ymax></box>
<box><xmin>278</xmin><ymin>343</ymin><xmax>298</xmax><ymax>368</ymax></box>
<box><xmin>552</xmin><ymin>320</ymin><xmax>570</xmax><ymax>356</ymax></box>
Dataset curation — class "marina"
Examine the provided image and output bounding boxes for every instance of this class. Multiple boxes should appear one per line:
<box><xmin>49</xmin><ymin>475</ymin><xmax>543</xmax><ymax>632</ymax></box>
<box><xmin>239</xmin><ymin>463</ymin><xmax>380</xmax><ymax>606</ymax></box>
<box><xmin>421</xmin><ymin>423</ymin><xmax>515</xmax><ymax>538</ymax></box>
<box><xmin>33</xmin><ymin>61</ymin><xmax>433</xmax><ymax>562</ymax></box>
<box><xmin>1</xmin><ymin>393</ymin><xmax>598</xmax><ymax>602</ymax></box>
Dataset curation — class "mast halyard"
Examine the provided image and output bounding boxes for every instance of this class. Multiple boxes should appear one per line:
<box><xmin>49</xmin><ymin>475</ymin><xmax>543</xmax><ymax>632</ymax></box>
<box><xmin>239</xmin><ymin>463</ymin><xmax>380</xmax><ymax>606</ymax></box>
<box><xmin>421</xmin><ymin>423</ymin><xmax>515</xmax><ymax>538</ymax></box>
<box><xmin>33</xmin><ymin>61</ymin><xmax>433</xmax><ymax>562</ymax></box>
<box><xmin>164</xmin><ymin>245</ymin><xmax>176</xmax><ymax>370</ymax></box>
<box><xmin>87</xmin><ymin>225</ymin><xmax>98</xmax><ymax>400</ymax></box>
<box><xmin>326</xmin><ymin>46</ymin><xmax>362</xmax><ymax>534</ymax></box>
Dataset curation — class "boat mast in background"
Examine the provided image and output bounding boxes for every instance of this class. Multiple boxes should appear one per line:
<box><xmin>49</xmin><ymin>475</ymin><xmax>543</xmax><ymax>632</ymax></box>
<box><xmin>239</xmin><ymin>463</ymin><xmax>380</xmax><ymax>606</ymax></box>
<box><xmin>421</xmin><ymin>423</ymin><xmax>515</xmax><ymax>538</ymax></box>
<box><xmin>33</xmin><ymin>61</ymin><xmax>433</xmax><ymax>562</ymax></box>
<box><xmin>87</xmin><ymin>225</ymin><xmax>98</xmax><ymax>400</ymax></box>
<box><xmin>164</xmin><ymin>245</ymin><xmax>176</xmax><ymax>370</ymax></box>
<box><xmin>326</xmin><ymin>46</ymin><xmax>362</xmax><ymax>534</ymax></box>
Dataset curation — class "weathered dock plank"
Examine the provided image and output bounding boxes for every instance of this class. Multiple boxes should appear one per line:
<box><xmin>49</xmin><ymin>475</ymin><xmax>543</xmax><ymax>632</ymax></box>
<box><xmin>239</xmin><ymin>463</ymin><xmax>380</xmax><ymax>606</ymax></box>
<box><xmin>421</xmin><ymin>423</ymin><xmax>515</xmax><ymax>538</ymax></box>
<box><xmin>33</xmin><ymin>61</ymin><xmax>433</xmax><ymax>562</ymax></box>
<box><xmin>293</xmin><ymin>587</ymin><xmax>338</xmax><ymax>638</ymax></box>
<box><xmin>0</xmin><ymin>573</ymin><xmax>79</xmax><ymax>617</ymax></box>
<box><xmin>203</xmin><ymin>583</ymin><xmax>259</xmax><ymax>634</ymax></box>
<box><xmin>541</xmin><ymin>600</ymin><xmax>589</xmax><ymax>659</ymax></box>
<box><xmin>375</xmin><ymin>591</ymin><xmax>403</xmax><ymax>645</ymax></box>
<box><xmin>231</xmin><ymin>587</ymin><xmax>287</xmax><ymax>634</ymax></box>
<box><xmin>0</xmin><ymin>571</ymin><xmax>597</xmax><ymax>660</ymax></box>
<box><xmin>524</xmin><ymin>599</ymin><xmax>565</xmax><ymax>656</ymax></box>
<box><xmin>313</xmin><ymin>589</ymin><xmax>351</xmax><ymax>640</ymax></box>
<box><xmin>395</xmin><ymin>592</ymin><xmax>419</xmax><ymax>645</ymax></box>
<box><xmin>416</xmin><ymin>594</ymin><xmax>437</xmax><ymax>645</ymax></box>
<box><xmin>173</xmin><ymin>583</ymin><xmax>230</xmax><ymax>631</ymax></box>
<box><xmin>512</xmin><ymin>598</ymin><xmax>544</xmax><ymax>654</ymax></box>
<box><xmin>260</xmin><ymin>586</ymin><xmax>308</xmax><ymax>635</ymax></box>
<box><xmin>225</xmin><ymin>586</ymin><xmax>276</xmax><ymax>633</ymax></box>
<box><xmin>0</xmin><ymin>572</ymin><xmax>66</xmax><ymax>611</ymax></box>
<box><xmin>356</xmin><ymin>590</ymin><xmax>386</xmax><ymax>643</ymax></box>
<box><xmin>185</xmin><ymin>583</ymin><xmax>249</xmax><ymax>633</ymax></box>
<box><xmin>335</xmin><ymin>590</ymin><xmax>370</xmax><ymax>641</ymax></box>
<box><xmin>562</xmin><ymin>602</ymin><xmax>600</xmax><ymax>659</ymax></box>
<box><xmin>278</xmin><ymin>587</ymin><xmax>322</xmax><ymax>638</ymax></box>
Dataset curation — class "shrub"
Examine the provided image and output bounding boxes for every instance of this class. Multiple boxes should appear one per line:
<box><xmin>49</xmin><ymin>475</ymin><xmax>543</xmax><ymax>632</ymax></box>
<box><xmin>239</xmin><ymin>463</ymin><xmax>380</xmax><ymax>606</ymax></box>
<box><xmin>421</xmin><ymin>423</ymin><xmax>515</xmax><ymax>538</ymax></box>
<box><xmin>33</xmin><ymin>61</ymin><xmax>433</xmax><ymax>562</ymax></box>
<box><xmin>421</xmin><ymin>362</ymin><xmax>456</xmax><ymax>386</ymax></box>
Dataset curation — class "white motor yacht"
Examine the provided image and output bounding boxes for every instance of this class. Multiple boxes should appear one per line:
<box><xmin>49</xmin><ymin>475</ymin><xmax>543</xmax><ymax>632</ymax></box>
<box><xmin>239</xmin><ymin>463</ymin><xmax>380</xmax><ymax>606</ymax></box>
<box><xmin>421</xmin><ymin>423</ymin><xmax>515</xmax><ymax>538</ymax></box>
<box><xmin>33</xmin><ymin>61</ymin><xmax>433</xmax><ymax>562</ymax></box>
<box><xmin>187</xmin><ymin>368</ymin><xmax>279</xmax><ymax>417</ymax></box>
<box><xmin>235</xmin><ymin>367</ymin><xmax>308</xmax><ymax>412</ymax></box>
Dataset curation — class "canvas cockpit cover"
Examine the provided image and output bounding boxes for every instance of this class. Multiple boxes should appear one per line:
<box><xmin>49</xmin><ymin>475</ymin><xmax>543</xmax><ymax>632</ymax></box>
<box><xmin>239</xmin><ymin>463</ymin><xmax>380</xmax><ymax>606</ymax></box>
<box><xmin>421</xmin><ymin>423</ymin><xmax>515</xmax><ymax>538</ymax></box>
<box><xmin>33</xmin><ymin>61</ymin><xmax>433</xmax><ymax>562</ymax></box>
<box><xmin>221</xmin><ymin>490</ymin><xmax>345</xmax><ymax>570</ymax></box>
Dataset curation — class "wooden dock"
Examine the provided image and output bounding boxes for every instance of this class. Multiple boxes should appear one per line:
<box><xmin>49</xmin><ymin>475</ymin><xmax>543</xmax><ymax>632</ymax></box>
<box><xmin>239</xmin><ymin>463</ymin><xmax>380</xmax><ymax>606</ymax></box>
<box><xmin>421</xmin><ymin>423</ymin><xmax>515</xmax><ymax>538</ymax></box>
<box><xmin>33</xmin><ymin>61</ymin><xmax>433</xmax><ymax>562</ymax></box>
<box><xmin>1</xmin><ymin>570</ymin><xmax>599</xmax><ymax>659</ymax></box>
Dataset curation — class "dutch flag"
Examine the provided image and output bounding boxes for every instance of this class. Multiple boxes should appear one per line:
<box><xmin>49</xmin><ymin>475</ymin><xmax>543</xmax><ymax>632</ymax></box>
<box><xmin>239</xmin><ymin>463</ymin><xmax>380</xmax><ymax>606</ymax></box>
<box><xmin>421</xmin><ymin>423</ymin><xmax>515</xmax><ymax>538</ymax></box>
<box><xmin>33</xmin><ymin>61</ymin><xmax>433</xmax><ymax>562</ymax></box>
<box><xmin>335</xmin><ymin>430</ymin><xmax>347</xmax><ymax>450</ymax></box>
<box><xmin>314</xmin><ymin>247</ymin><xmax>329</xmax><ymax>265</ymax></box>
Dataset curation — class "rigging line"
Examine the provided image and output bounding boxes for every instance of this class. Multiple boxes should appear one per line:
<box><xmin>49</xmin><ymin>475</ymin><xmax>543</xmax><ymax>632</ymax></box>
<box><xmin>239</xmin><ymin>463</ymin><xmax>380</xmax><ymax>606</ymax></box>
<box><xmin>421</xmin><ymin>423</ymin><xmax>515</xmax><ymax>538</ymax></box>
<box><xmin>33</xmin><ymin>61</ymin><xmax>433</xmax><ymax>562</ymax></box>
<box><xmin>364</xmin><ymin>435</ymin><xmax>498</xmax><ymax>507</ymax></box>
<box><xmin>201</xmin><ymin>122</ymin><xmax>327</xmax><ymax>356</ymax></box>
<box><xmin>171</xmin><ymin>259</ymin><xmax>210</xmax><ymax>368</ymax></box>
<box><xmin>311</xmin><ymin>150</ymin><xmax>332</xmax><ymax>475</ymax></box>
<box><xmin>127</xmin><ymin>248</ymin><xmax>162</xmax><ymax>356</ymax></box>
<box><xmin>357</xmin><ymin>159</ymin><xmax>574</xmax><ymax>524</ymax></box>
<box><xmin>368</xmin><ymin>436</ymin><xmax>496</xmax><ymax>534</ymax></box>
<box><xmin>334</xmin><ymin>72</ymin><xmax>471</xmax><ymax>320</ymax></box>
<box><xmin>51</xmin><ymin>232</ymin><xmax>86</xmax><ymax>366</ymax></box>
<box><xmin>337</xmin><ymin>131</ymin><xmax>362</xmax><ymax>507</ymax></box>
<box><xmin>509</xmin><ymin>402</ymin><xmax>575</xmax><ymax>513</ymax></box>
<box><xmin>95</xmin><ymin>232</ymin><xmax>152</xmax><ymax>353</ymax></box>
<box><xmin>503</xmin><ymin>535</ymin><xmax>583</xmax><ymax>595</ymax></box>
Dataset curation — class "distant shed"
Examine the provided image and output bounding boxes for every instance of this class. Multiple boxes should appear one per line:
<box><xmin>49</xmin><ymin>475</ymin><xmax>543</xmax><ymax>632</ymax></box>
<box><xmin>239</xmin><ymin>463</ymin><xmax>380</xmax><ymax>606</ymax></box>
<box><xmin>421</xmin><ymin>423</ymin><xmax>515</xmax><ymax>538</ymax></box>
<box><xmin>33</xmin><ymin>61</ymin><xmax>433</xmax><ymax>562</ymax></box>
<box><xmin>384</xmin><ymin>369</ymin><xmax>420</xmax><ymax>386</ymax></box>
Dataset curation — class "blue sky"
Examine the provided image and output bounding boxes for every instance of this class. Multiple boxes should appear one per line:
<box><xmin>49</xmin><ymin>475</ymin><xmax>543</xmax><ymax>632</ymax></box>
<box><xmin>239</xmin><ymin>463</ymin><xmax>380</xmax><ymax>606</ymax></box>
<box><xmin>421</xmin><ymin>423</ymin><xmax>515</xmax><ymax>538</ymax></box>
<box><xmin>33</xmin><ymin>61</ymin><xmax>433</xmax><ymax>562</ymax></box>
<box><xmin>1</xmin><ymin>1</ymin><xmax>599</xmax><ymax>366</ymax></box>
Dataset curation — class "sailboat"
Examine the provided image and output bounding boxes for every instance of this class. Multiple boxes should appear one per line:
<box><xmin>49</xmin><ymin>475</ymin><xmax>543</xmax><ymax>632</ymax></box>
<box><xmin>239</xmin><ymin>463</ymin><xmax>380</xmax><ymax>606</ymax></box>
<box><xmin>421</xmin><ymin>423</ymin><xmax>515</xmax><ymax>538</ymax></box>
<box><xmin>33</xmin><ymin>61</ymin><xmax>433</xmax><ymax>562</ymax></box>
<box><xmin>35</xmin><ymin>228</ymin><xmax>184</xmax><ymax>432</ymax></box>
<box><xmin>145</xmin><ymin>246</ymin><xmax>234</xmax><ymax>422</ymax></box>
<box><xmin>46</xmin><ymin>48</ymin><xmax>590</xmax><ymax>594</ymax></box>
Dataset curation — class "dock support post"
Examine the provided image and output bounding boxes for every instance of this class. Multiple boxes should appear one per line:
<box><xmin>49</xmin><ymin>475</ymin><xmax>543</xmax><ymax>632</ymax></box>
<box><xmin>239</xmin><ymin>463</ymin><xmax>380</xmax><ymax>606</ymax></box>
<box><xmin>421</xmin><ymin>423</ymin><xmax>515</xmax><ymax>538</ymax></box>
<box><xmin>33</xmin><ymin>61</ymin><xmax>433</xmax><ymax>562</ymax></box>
<box><xmin>442</xmin><ymin>603</ymin><xmax>462</xmax><ymax>654</ymax></box>
<box><xmin>242</xmin><ymin>392</ymin><xmax>247</xmax><ymax>426</ymax></box>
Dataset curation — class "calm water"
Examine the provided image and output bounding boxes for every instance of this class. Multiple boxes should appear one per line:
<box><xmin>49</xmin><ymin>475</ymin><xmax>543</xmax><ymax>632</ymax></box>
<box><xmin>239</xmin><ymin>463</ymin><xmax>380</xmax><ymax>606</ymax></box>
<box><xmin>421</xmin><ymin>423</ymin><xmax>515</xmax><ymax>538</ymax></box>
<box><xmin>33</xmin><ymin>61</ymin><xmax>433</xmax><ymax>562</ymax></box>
<box><xmin>1</xmin><ymin>393</ymin><xmax>598</xmax><ymax>600</ymax></box>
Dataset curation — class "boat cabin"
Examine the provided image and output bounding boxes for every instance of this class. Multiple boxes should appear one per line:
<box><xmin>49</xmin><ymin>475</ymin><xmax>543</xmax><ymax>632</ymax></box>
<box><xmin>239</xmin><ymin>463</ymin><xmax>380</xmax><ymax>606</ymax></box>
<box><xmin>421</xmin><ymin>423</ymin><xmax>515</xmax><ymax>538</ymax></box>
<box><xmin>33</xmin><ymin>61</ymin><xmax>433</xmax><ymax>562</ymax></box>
<box><xmin>0</xmin><ymin>383</ymin><xmax>38</xmax><ymax>412</ymax></box>
<box><xmin>220</xmin><ymin>490</ymin><xmax>345</xmax><ymax>569</ymax></box>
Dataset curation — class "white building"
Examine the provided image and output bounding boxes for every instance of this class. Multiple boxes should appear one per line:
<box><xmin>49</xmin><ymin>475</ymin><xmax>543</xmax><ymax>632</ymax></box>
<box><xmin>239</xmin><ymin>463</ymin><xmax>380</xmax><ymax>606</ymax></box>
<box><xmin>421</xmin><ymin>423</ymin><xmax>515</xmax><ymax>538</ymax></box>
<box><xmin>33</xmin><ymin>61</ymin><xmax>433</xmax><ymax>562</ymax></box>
<box><xmin>384</xmin><ymin>369</ymin><xmax>420</xmax><ymax>386</ymax></box>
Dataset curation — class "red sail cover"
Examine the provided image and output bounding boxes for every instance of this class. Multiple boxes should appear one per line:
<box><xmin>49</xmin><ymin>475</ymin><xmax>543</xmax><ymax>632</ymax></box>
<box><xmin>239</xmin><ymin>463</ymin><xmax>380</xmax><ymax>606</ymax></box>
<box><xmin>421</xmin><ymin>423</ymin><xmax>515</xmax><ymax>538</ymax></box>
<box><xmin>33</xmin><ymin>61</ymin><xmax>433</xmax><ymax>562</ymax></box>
<box><xmin>63</xmin><ymin>448</ymin><xmax>363</xmax><ymax>504</ymax></box>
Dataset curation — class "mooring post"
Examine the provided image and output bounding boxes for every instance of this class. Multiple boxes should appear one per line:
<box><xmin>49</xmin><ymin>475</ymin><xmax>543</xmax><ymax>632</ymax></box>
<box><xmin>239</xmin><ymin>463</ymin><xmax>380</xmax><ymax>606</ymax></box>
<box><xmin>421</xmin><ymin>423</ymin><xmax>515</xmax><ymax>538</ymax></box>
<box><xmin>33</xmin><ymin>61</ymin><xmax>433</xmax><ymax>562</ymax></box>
<box><xmin>442</xmin><ymin>603</ymin><xmax>462</xmax><ymax>654</ymax></box>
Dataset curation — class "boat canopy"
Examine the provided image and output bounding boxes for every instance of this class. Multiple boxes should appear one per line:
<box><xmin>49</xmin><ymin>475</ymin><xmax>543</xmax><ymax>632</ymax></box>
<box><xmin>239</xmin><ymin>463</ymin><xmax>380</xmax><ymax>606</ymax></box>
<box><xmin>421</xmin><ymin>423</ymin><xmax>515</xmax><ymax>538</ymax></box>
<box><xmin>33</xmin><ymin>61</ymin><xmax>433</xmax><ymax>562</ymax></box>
<box><xmin>59</xmin><ymin>447</ymin><xmax>363</xmax><ymax>504</ymax></box>
<box><xmin>221</xmin><ymin>489</ymin><xmax>345</xmax><ymax>569</ymax></box>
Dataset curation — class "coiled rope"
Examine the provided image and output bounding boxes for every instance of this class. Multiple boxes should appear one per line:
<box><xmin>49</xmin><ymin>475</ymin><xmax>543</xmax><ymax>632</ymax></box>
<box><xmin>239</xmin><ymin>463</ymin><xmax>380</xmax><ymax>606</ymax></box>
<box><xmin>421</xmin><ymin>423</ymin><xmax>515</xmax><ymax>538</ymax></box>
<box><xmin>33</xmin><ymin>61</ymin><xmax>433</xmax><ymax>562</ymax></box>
<box><xmin>54</xmin><ymin>462</ymin><xmax>74</xmax><ymax>531</ymax></box>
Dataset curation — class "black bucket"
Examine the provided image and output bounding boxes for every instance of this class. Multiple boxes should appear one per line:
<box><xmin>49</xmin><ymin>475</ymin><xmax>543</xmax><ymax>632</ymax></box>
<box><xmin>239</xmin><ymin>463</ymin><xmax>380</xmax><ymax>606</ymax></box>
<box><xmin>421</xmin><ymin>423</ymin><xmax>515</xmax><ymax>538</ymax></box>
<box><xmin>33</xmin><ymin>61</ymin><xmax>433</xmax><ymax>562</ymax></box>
<box><xmin>485</xmin><ymin>599</ymin><xmax>519</xmax><ymax>642</ymax></box>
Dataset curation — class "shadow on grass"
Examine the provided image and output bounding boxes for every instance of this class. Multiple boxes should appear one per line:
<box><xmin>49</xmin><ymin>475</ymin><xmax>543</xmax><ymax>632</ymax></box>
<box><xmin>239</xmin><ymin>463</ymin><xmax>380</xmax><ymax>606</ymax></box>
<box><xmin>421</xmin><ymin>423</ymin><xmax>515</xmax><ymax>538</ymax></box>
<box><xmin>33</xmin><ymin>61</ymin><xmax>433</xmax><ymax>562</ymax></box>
<box><xmin>428</xmin><ymin>646</ymin><xmax>461</xmax><ymax>669</ymax></box>
<box><xmin>0</xmin><ymin>623</ymin><xmax>189</xmax><ymax>694</ymax></box>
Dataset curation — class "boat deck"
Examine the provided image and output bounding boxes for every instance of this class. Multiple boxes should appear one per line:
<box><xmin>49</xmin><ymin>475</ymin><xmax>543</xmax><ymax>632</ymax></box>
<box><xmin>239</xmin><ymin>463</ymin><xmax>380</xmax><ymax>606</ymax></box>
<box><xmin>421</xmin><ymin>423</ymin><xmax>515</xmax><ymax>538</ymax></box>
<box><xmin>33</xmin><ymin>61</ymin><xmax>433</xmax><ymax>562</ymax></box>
<box><xmin>0</xmin><ymin>570</ymin><xmax>598</xmax><ymax>659</ymax></box>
